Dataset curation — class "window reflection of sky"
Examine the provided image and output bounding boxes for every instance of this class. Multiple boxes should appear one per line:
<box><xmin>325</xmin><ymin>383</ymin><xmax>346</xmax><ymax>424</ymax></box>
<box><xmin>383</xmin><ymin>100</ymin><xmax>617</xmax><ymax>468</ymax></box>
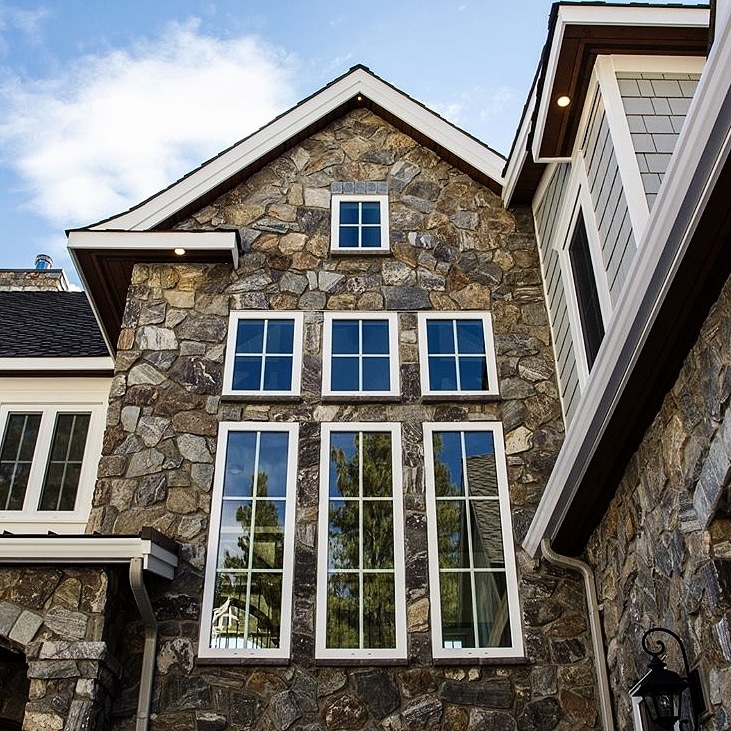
<box><xmin>224</xmin><ymin>431</ymin><xmax>289</xmax><ymax>498</ymax></box>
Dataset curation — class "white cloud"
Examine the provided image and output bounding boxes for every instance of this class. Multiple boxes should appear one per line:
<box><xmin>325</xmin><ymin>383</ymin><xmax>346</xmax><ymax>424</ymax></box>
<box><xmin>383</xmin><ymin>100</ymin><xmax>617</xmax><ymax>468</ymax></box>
<box><xmin>0</xmin><ymin>18</ymin><xmax>297</xmax><ymax>228</ymax></box>
<box><xmin>479</xmin><ymin>86</ymin><xmax>516</xmax><ymax>121</ymax></box>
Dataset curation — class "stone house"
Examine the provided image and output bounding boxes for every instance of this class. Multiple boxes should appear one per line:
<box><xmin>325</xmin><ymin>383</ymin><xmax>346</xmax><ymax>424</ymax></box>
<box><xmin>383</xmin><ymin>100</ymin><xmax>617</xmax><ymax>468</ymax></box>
<box><xmin>0</xmin><ymin>2</ymin><xmax>730</xmax><ymax>731</ymax></box>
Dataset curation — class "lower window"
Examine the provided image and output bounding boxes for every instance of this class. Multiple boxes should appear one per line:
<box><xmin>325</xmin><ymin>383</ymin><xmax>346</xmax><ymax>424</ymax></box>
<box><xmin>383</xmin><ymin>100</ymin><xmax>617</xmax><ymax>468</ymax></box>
<box><xmin>424</xmin><ymin>422</ymin><xmax>523</xmax><ymax>659</ymax></box>
<box><xmin>199</xmin><ymin>422</ymin><xmax>297</xmax><ymax>660</ymax></box>
<box><xmin>316</xmin><ymin>423</ymin><xmax>406</xmax><ymax>660</ymax></box>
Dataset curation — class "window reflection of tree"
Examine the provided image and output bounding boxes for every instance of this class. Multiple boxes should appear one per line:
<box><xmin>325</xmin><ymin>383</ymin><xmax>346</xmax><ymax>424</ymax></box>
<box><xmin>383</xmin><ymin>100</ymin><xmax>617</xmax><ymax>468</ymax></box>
<box><xmin>326</xmin><ymin>432</ymin><xmax>396</xmax><ymax>650</ymax></box>
<box><xmin>212</xmin><ymin>469</ymin><xmax>284</xmax><ymax>650</ymax></box>
<box><xmin>434</xmin><ymin>433</ymin><xmax>511</xmax><ymax>649</ymax></box>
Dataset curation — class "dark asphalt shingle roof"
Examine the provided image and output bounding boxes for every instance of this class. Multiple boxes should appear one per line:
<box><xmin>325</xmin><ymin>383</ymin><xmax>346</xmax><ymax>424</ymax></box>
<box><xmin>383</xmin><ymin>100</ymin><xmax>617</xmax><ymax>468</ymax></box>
<box><xmin>0</xmin><ymin>291</ymin><xmax>109</xmax><ymax>358</ymax></box>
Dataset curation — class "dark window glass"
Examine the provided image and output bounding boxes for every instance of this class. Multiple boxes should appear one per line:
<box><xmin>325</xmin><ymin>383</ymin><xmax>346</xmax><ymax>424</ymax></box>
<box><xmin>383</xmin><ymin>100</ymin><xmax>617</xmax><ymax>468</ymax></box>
<box><xmin>337</xmin><ymin>200</ymin><xmax>384</xmax><ymax>249</ymax></box>
<box><xmin>569</xmin><ymin>212</ymin><xmax>604</xmax><ymax>370</ymax></box>
<box><xmin>426</xmin><ymin>319</ymin><xmax>490</xmax><ymax>392</ymax></box>
<box><xmin>232</xmin><ymin>318</ymin><xmax>295</xmax><ymax>392</ymax></box>
<box><xmin>0</xmin><ymin>414</ymin><xmax>41</xmax><ymax>511</ymax></box>
<box><xmin>329</xmin><ymin>319</ymin><xmax>391</xmax><ymax>392</ymax></box>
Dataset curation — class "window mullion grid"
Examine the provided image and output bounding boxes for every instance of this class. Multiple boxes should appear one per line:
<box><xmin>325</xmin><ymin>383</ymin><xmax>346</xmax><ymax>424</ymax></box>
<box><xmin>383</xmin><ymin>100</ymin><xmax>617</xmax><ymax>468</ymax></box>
<box><xmin>452</xmin><ymin>320</ymin><xmax>462</xmax><ymax>391</ymax></box>
<box><xmin>258</xmin><ymin>320</ymin><xmax>269</xmax><ymax>391</ymax></box>
<box><xmin>460</xmin><ymin>431</ymin><xmax>481</xmax><ymax>648</ymax></box>
<box><xmin>358</xmin><ymin>322</ymin><xmax>364</xmax><ymax>392</ymax></box>
<box><xmin>358</xmin><ymin>431</ymin><xmax>365</xmax><ymax>650</ymax></box>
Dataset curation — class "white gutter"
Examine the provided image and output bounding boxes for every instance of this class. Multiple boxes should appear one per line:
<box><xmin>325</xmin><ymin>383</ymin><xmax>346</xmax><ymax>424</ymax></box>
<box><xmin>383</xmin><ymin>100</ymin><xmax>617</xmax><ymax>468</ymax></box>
<box><xmin>130</xmin><ymin>557</ymin><xmax>158</xmax><ymax>731</ymax></box>
<box><xmin>541</xmin><ymin>539</ymin><xmax>615</xmax><ymax>730</ymax></box>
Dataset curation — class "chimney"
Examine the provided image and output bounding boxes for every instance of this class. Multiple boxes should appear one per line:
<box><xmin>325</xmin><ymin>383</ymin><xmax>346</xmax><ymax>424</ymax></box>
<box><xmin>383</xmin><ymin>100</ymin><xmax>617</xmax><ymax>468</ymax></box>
<box><xmin>0</xmin><ymin>254</ymin><xmax>70</xmax><ymax>292</ymax></box>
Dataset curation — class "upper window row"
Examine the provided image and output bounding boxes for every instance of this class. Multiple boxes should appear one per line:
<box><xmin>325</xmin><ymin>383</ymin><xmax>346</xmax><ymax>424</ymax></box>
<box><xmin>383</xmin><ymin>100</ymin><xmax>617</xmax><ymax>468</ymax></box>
<box><xmin>222</xmin><ymin>312</ymin><xmax>499</xmax><ymax>399</ymax></box>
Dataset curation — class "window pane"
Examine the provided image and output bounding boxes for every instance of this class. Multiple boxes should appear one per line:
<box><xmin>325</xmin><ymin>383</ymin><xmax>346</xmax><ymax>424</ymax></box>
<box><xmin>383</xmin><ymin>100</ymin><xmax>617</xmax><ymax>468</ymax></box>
<box><xmin>328</xmin><ymin>500</ymin><xmax>359</xmax><ymax>570</ymax></box>
<box><xmin>361</xmin><ymin>227</ymin><xmax>382</xmax><ymax>248</ymax></box>
<box><xmin>432</xmin><ymin>431</ymin><xmax>464</xmax><ymax>497</ymax></box>
<box><xmin>429</xmin><ymin>357</ymin><xmax>458</xmax><ymax>391</ymax></box>
<box><xmin>218</xmin><ymin>501</ymin><xmax>252</xmax><ymax>568</ymax></box>
<box><xmin>233</xmin><ymin>356</ymin><xmax>262</xmax><ymax>391</ymax></box>
<box><xmin>339</xmin><ymin>227</ymin><xmax>359</xmax><ymax>248</ymax></box>
<box><xmin>362</xmin><ymin>357</ymin><xmax>390</xmax><ymax>391</ymax></box>
<box><xmin>329</xmin><ymin>432</ymin><xmax>359</xmax><ymax>498</ymax></box>
<box><xmin>456</xmin><ymin>320</ymin><xmax>486</xmax><ymax>355</ymax></box>
<box><xmin>39</xmin><ymin>414</ymin><xmax>89</xmax><ymax>511</ymax></box>
<box><xmin>340</xmin><ymin>201</ymin><xmax>359</xmax><ymax>224</ymax></box>
<box><xmin>327</xmin><ymin>574</ymin><xmax>359</xmax><ymax>648</ymax></box>
<box><xmin>427</xmin><ymin>321</ymin><xmax>455</xmax><ymax>354</ymax></box>
<box><xmin>331</xmin><ymin>357</ymin><xmax>359</xmax><ymax>391</ymax></box>
<box><xmin>262</xmin><ymin>356</ymin><xmax>293</xmax><ymax>391</ymax></box>
<box><xmin>257</xmin><ymin>432</ymin><xmax>290</xmax><ymax>498</ymax></box>
<box><xmin>236</xmin><ymin>320</ymin><xmax>264</xmax><ymax>353</ymax></box>
<box><xmin>363</xmin><ymin>501</ymin><xmax>394</xmax><ymax>569</ymax></box>
<box><xmin>363</xmin><ymin>574</ymin><xmax>396</xmax><ymax>648</ymax></box>
<box><xmin>211</xmin><ymin>573</ymin><xmax>249</xmax><ymax>649</ymax></box>
<box><xmin>362</xmin><ymin>321</ymin><xmax>389</xmax><ymax>354</ymax></box>
<box><xmin>440</xmin><ymin>572</ymin><xmax>475</xmax><ymax>648</ymax></box>
<box><xmin>471</xmin><ymin>501</ymin><xmax>505</xmax><ymax>568</ymax></box>
<box><xmin>332</xmin><ymin>321</ymin><xmax>359</xmax><ymax>354</ymax></box>
<box><xmin>248</xmin><ymin>574</ymin><xmax>283</xmax><ymax>649</ymax></box>
<box><xmin>223</xmin><ymin>432</ymin><xmax>257</xmax><ymax>498</ymax></box>
<box><xmin>361</xmin><ymin>202</ymin><xmax>381</xmax><ymax>224</ymax></box>
<box><xmin>361</xmin><ymin>432</ymin><xmax>392</xmax><ymax>498</ymax></box>
<box><xmin>251</xmin><ymin>500</ymin><xmax>286</xmax><ymax>570</ymax></box>
<box><xmin>0</xmin><ymin>413</ymin><xmax>41</xmax><ymax>511</ymax></box>
<box><xmin>437</xmin><ymin>500</ymin><xmax>465</xmax><ymax>569</ymax></box>
<box><xmin>459</xmin><ymin>357</ymin><xmax>488</xmax><ymax>391</ymax></box>
<box><xmin>475</xmin><ymin>571</ymin><xmax>511</xmax><ymax>647</ymax></box>
<box><xmin>265</xmin><ymin>320</ymin><xmax>294</xmax><ymax>353</ymax></box>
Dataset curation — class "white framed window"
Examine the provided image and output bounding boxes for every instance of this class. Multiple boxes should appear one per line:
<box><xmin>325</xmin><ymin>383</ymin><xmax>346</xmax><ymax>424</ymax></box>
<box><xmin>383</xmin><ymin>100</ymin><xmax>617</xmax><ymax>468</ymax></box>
<box><xmin>424</xmin><ymin>422</ymin><xmax>523</xmax><ymax>660</ymax></box>
<box><xmin>322</xmin><ymin>312</ymin><xmax>399</xmax><ymax>398</ymax></box>
<box><xmin>316</xmin><ymin>423</ymin><xmax>406</xmax><ymax>660</ymax></box>
<box><xmin>0</xmin><ymin>389</ymin><xmax>106</xmax><ymax>533</ymax></box>
<box><xmin>417</xmin><ymin>313</ymin><xmax>499</xmax><ymax>397</ymax></box>
<box><xmin>223</xmin><ymin>312</ymin><xmax>303</xmax><ymax>397</ymax></box>
<box><xmin>199</xmin><ymin>422</ymin><xmax>298</xmax><ymax>660</ymax></box>
<box><xmin>330</xmin><ymin>195</ymin><xmax>390</xmax><ymax>252</ymax></box>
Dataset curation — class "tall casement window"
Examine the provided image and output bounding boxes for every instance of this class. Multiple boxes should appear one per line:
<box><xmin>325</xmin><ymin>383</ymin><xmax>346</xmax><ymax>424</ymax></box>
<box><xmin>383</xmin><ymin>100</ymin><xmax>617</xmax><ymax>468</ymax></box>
<box><xmin>569</xmin><ymin>213</ymin><xmax>605</xmax><ymax>370</ymax></box>
<box><xmin>223</xmin><ymin>313</ymin><xmax>303</xmax><ymax>397</ymax></box>
<box><xmin>199</xmin><ymin>423</ymin><xmax>297</xmax><ymax>660</ymax></box>
<box><xmin>330</xmin><ymin>195</ymin><xmax>390</xmax><ymax>252</ymax></box>
<box><xmin>418</xmin><ymin>313</ymin><xmax>499</xmax><ymax>397</ymax></box>
<box><xmin>316</xmin><ymin>423</ymin><xmax>406</xmax><ymax>660</ymax></box>
<box><xmin>322</xmin><ymin>313</ymin><xmax>399</xmax><ymax>398</ymax></box>
<box><xmin>0</xmin><ymin>407</ymin><xmax>98</xmax><ymax>522</ymax></box>
<box><xmin>424</xmin><ymin>422</ymin><xmax>523</xmax><ymax>659</ymax></box>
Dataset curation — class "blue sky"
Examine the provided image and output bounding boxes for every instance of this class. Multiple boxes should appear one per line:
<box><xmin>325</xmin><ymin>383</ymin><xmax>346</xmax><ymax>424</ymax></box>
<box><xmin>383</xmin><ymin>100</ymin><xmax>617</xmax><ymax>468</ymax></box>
<box><xmin>0</xmin><ymin>0</ymin><xmax>690</xmax><ymax>285</ymax></box>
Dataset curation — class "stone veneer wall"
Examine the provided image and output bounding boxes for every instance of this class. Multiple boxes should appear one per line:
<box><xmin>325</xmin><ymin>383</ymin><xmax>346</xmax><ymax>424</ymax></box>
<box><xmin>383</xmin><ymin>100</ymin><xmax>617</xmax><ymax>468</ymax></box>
<box><xmin>0</xmin><ymin>567</ymin><xmax>120</xmax><ymax>730</ymax></box>
<box><xmin>93</xmin><ymin>109</ymin><xmax>598</xmax><ymax>730</ymax></box>
<box><xmin>586</xmin><ymin>273</ymin><xmax>731</xmax><ymax>729</ymax></box>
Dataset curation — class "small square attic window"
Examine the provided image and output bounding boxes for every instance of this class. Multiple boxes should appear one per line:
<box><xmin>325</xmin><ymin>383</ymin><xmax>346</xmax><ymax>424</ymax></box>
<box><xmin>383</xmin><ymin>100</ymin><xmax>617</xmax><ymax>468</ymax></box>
<box><xmin>330</xmin><ymin>183</ymin><xmax>389</xmax><ymax>253</ymax></box>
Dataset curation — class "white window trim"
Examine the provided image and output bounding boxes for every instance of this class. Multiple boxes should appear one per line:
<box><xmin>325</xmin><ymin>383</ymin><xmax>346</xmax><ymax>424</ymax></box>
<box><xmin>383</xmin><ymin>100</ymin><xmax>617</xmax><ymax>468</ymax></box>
<box><xmin>553</xmin><ymin>164</ymin><xmax>612</xmax><ymax>390</ymax></box>
<box><xmin>222</xmin><ymin>312</ymin><xmax>304</xmax><ymax>398</ymax></box>
<box><xmin>417</xmin><ymin>312</ymin><xmax>500</xmax><ymax>398</ymax></box>
<box><xmin>322</xmin><ymin>312</ymin><xmax>400</xmax><ymax>398</ymax></box>
<box><xmin>0</xmin><ymin>386</ymin><xmax>106</xmax><ymax>534</ymax></box>
<box><xmin>316</xmin><ymin>422</ymin><xmax>407</xmax><ymax>660</ymax></box>
<box><xmin>424</xmin><ymin>421</ymin><xmax>524</xmax><ymax>660</ymax></box>
<box><xmin>330</xmin><ymin>194</ymin><xmax>390</xmax><ymax>253</ymax></box>
<box><xmin>199</xmin><ymin>421</ymin><xmax>298</xmax><ymax>661</ymax></box>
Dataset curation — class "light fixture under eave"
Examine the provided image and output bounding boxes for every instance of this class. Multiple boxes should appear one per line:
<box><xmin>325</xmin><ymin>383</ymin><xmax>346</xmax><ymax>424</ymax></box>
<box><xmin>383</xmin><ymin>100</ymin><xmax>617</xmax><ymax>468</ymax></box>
<box><xmin>174</xmin><ymin>247</ymin><xmax>186</xmax><ymax>256</ymax></box>
<box><xmin>556</xmin><ymin>95</ymin><xmax>571</xmax><ymax>108</ymax></box>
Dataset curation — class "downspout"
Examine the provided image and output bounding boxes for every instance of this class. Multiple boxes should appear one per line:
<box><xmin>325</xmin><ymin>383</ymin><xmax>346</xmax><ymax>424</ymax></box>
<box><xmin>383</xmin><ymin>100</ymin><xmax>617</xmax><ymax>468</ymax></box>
<box><xmin>540</xmin><ymin>539</ymin><xmax>615</xmax><ymax>731</ymax></box>
<box><xmin>129</xmin><ymin>557</ymin><xmax>158</xmax><ymax>731</ymax></box>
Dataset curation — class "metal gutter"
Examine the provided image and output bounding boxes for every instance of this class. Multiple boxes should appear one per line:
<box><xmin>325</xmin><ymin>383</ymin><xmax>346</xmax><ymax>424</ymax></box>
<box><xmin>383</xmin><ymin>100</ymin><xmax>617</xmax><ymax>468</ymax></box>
<box><xmin>130</xmin><ymin>557</ymin><xmax>158</xmax><ymax>731</ymax></box>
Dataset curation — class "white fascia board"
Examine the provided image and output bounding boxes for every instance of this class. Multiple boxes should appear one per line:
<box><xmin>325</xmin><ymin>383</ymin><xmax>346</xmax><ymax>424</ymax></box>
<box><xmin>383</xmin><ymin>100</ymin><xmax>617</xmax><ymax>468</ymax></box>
<box><xmin>531</xmin><ymin>5</ymin><xmax>710</xmax><ymax>164</ymax></box>
<box><xmin>68</xmin><ymin>230</ymin><xmax>238</xmax><ymax>266</ymax></box>
<box><xmin>91</xmin><ymin>69</ymin><xmax>504</xmax><ymax>232</ymax></box>
<box><xmin>502</xmin><ymin>91</ymin><xmax>536</xmax><ymax>207</ymax></box>
<box><xmin>523</xmin><ymin>6</ymin><xmax>731</xmax><ymax>557</ymax></box>
<box><xmin>0</xmin><ymin>357</ymin><xmax>114</xmax><ymax>372</ymax></box>
<box><xmin>0</xmin><ymin>536</ymin><xmax>178</xmax><ymax>579</ymax></box>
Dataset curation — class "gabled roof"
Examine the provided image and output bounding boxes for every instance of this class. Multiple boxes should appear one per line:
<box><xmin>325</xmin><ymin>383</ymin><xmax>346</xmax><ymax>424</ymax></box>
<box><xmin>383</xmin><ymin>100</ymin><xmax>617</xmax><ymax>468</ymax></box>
<box><xmin>85</xmin><ymin>65</ymin><xmax>506</xmax><ymax>233</ymax></box>
<box><xmin>69</xmin><ymin>65</ymin><xmax>507</xmax><ymax>353</ymax></box>
<box><xmin>0</xmin><ymin>291</ymin><xmax>112</xmax><ymax>371</ymax></box>
<box><xmin>504</xmin><ymin>2</ymin><xmax>710</xmax><ymax>205</ymax></box>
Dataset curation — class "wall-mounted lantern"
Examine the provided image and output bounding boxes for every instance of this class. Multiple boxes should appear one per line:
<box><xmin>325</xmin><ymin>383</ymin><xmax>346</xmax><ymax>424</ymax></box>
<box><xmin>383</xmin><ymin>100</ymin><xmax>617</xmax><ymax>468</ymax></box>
<box><xmin>631</xmin><ymin>627</ymin><xmax>706</xmax><ymax>730</ymax></box>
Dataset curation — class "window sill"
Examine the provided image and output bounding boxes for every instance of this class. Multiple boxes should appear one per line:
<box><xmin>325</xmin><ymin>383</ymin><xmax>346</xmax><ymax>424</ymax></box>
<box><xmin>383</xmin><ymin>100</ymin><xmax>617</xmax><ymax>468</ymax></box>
<box><xmin>220</xmin><ymin>393</ymin><xmax>303</xmax><ymax>403</ymax></box>
<box><xmin>321</xmin><ymin>394</ymin><xmax>401</xmax><ymax>403</ymax></box>
<box><xmin>330</xmin><ymin>248</ymin><xmax>391</xmax><ymax>256</ymax></box>
<box><xmin>421</xmin><ymin>392</ymin><xmax>501</xmax><ymax>402</ymax></box>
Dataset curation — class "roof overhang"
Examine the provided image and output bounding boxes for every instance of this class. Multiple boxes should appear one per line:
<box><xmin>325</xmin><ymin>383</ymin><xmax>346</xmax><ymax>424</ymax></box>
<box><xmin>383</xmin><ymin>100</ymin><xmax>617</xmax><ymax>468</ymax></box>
<box><xmin>0</xmin><ymin>529</ymin><xmax>178</xmax><ymax>579</ymax></box>
<box><xmin>0</xmin><ymin>357</ymin><xmax>114</xmax><ymax>375</ymax></box>
<box><xmin>68</xmin><ymin>230</ymin><xmax>239</xmax><ymax>353</ymax></box>
<box><xmin>524</xmin><ymin>4</ymin><xmax>731</xmax><ymax>556</ymax></box>
<box><xmin>88</xmin><ymin>66</ymin><xmax>505</xmax><ymax>233</ymax></box>
<box><xmin>504</xmin><ymin>3</ymin><xmax>709</xmax><ymax>205</ymax></box>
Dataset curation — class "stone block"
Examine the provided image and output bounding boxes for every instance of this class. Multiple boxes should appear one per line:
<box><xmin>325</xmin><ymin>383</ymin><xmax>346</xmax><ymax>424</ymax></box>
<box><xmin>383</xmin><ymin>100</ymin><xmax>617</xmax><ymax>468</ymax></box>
<box><xmin>9</xmin><ymin>609</ymin><xmax>43</xmax><ymax>646</ymax></box>
<box><xmin>0</xmin><ymin>601</ymin><xmax>21</xmax><ymax>636</ymax></box>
